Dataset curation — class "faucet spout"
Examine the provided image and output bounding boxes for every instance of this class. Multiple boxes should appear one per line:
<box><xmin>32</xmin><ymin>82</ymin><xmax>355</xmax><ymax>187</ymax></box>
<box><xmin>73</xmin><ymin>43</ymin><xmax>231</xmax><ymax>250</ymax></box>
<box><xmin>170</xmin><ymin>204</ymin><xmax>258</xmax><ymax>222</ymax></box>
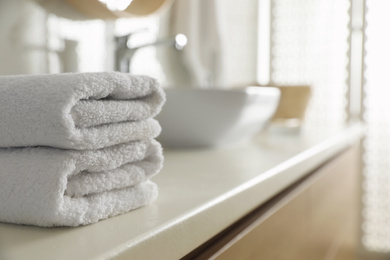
<box><xmin>115</xmin><ymin>33</ymin><xmax>187</xmax><ymax>73</ymax></box>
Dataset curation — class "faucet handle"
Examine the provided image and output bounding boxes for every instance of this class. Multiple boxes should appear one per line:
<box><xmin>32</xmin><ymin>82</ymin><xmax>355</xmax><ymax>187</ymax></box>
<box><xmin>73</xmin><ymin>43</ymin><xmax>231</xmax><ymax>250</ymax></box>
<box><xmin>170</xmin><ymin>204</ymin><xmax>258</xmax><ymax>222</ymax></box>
<box><xmin>174</xmin><ymin>34</ymin><xmax>187</xmax><ymax>50</ymax></box>
<box><xmin>115</xmin><ymin>28</ymin><xmax>150</xmax><ymax>48</ymax></box>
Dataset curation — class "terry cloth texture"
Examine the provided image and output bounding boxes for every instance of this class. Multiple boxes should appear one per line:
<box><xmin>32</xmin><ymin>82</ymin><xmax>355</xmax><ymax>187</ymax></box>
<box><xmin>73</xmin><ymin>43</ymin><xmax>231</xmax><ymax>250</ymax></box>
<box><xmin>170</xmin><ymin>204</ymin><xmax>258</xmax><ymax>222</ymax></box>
<box><xmin>0</xmin><ymin>139</ymin><xmax>163</xmax><ymax>227</ymax></box>
<box><xmin>0</xmin><ymin>72</ymin><xmax>165</xmax><ymax>149</ymax></box>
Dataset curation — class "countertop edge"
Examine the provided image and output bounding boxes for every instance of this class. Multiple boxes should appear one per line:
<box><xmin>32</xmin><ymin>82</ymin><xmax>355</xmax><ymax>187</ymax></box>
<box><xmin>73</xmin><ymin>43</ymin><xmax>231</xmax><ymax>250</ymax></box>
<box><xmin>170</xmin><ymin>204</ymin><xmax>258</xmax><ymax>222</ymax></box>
<box><xmin>106</xmin><ymin>123</ymin><xmax>365</xmax><ymax>260</ymax></box>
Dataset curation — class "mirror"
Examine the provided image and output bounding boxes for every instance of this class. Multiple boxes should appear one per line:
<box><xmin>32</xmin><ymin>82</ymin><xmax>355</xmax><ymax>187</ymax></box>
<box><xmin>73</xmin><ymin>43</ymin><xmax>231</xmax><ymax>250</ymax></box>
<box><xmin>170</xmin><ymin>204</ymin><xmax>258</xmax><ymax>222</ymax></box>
<box><xmin>0</xmin><ymin>0</ymin><xmax>260</xmax><ymax>89</ymax></box>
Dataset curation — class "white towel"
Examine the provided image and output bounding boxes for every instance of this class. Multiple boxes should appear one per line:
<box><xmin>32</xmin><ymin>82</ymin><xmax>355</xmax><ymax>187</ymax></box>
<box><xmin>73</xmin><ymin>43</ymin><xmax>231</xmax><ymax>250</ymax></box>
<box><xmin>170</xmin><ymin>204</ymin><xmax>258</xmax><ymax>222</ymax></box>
<box><xmin>0</xmin><ymin>139</ymin><xmax>163</xmax><ymax>227</ymax></box>
<box><xmin>0</xmin><ymin>72</ymin><xmax>165</xmax><ymax>149</ymax></box>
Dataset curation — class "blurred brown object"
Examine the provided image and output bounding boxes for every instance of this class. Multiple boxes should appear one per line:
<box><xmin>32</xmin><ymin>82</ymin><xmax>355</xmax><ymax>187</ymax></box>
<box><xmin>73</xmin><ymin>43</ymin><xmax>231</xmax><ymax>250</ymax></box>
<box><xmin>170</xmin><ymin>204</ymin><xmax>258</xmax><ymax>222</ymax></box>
<box><xmin>234</xmin><ymin>84</ymin><xmax>311</xmax><ymax>129</ymax></box>
<box><xmin>270</xmin><ymin>85</ymin><xmax>312</xmax><ymax>123</ymax></box>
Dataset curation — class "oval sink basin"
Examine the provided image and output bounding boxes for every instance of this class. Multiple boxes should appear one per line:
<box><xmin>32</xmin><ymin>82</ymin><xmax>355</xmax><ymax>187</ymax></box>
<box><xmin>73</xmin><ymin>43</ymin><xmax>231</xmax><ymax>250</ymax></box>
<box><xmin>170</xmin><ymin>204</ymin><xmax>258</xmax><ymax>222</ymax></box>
<box><xmin>156</xmin><ymin>87</ymin><xmax>280</xmax><ymax>148</ymax></box>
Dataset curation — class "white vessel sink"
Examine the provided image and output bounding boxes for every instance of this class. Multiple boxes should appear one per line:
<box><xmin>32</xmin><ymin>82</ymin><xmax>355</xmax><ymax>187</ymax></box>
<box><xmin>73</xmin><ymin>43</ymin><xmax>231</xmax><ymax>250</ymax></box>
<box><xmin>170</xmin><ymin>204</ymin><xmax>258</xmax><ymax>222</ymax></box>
<box><xmin>156</xmin><ymin>87</ymin><xmax>280</xmax><ymax>148</ymax></box>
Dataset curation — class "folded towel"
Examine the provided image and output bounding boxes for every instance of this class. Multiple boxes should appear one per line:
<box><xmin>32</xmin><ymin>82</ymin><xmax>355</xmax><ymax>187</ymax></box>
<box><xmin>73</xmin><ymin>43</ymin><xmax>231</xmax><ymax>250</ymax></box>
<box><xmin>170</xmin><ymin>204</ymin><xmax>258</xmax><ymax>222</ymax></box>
<box><xmin>0</xmin><ymin>72</ymin><xmax>165</xmax><ymax>149</ymax></box>
<box><xmin>0</xmin><ymin>139</ymin><xmax>163</xmax><ymax>227</ymax></box>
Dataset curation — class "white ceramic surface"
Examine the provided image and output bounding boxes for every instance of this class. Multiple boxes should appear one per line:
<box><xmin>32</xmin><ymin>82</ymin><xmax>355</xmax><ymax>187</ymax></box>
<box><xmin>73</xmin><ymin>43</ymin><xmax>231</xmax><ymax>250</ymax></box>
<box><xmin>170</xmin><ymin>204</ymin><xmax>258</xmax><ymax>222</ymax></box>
<box><xmin>156</xmin><ymin>87</ymin><xmax>281</xmax><ymax>148</ymax></box>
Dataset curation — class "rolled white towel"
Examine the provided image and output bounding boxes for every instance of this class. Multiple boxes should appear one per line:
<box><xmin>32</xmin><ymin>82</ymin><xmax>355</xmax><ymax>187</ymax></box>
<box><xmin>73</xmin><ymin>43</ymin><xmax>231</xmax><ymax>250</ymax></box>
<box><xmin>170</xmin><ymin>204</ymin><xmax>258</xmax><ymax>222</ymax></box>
<box><xmin>0</xmin><ymin>72</ymin><xmax>165</xmax><ymax>149</ymax></box>
<box><xmin>0</xmin><ymin>139</ymin><xmax>163</xmax><ymax>227</ymax></box>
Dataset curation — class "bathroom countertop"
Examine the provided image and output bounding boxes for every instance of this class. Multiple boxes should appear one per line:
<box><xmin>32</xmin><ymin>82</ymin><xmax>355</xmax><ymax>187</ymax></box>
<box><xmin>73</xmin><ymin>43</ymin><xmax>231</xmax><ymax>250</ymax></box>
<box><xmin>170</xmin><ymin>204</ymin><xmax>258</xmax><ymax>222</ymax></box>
<box><xmin>0</xmin><ymin>123</ymin><xmax>364</xmax><ymax>260</ymax></box>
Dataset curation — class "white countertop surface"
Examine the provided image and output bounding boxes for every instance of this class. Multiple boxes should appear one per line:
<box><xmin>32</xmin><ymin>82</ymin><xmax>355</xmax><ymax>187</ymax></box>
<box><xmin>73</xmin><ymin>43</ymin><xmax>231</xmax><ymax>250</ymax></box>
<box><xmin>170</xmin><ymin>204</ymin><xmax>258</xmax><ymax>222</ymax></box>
<box><xmin>0</xmin><ymin>123</ymin><xmax>364</xmax><ymax>260</ymax></box>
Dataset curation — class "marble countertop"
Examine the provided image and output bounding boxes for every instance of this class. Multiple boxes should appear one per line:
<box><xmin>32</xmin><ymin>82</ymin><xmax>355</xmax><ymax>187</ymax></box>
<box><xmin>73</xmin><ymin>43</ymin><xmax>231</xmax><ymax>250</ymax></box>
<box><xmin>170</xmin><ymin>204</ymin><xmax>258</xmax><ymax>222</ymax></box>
<box><xmin>0</xmin><ymin>123</ymin><xmax>364</xmax><ymax>260</ymax></box>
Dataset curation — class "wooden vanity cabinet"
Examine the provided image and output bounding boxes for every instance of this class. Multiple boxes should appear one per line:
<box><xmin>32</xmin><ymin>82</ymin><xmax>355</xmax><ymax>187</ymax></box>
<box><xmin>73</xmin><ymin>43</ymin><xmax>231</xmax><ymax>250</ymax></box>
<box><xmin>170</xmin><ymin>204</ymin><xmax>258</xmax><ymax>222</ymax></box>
<box><xmin>183</xmin><ymin>145</ymin><xmax>360</xmax><ymax>260</ymax></box>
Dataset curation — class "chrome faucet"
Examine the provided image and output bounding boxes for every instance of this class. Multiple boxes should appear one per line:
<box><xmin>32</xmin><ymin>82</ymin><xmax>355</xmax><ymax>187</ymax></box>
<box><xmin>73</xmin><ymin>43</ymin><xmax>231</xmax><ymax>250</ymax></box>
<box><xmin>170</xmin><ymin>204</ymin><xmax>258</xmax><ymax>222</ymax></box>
<box><xmin>115</xmin><ymin>32</ymin><xmax>187</xmax><ymax>73</ymax></box>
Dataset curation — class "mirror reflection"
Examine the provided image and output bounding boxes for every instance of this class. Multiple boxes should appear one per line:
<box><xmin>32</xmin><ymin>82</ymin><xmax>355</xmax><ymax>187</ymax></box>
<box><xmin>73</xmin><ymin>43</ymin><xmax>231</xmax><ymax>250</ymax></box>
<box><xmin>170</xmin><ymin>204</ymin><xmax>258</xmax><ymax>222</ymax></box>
<box><xmin>0</xmin><ymin>0</ymin><xmax>259</xmax><ymax>89</ymax></box>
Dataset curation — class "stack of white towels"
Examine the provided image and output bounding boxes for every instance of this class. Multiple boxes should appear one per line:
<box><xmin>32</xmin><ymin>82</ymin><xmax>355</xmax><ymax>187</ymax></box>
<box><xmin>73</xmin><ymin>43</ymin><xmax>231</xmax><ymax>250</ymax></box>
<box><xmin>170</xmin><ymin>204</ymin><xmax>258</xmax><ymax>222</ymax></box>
<box><xmin>0</xmin><ymin>72</ymin><xmax>165</xmax><ymax>227</ymax></box>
